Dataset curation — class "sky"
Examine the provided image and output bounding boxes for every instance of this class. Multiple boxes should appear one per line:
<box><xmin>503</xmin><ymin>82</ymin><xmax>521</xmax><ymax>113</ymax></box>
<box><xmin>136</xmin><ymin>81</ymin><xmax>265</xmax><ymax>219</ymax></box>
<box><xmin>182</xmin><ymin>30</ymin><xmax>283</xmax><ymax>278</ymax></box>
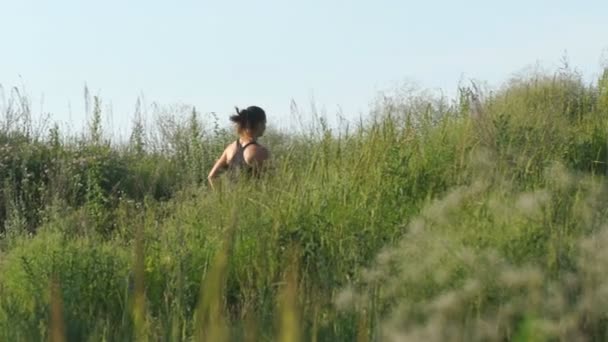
<box><xmin>1</xmin><ymin>0</ymin><xmax>607</xmax><ymax>137</ymax></box>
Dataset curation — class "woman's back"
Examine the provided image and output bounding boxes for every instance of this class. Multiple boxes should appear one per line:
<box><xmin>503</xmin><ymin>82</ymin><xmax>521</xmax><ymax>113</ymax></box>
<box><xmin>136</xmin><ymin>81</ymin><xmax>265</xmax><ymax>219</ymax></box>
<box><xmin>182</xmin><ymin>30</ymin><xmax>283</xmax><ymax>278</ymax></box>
<box><xmin>226</xmin><ymin>139</ymin><xmax>269</xmax><ymax>180</ymax></box>
<box><xmin>227</xmin><ymin>139</ymin><xmax>258</xmax><ymax>169</ymax></box>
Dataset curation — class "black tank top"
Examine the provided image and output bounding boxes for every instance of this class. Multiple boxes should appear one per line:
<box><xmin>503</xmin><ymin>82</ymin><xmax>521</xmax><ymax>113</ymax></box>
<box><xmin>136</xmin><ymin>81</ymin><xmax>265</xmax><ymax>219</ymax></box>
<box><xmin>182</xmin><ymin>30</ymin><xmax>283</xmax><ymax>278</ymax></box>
<box><xmin>227</xmin><ymin>140</ymin><xmax>258</xmax><ymax>176</ymax></box>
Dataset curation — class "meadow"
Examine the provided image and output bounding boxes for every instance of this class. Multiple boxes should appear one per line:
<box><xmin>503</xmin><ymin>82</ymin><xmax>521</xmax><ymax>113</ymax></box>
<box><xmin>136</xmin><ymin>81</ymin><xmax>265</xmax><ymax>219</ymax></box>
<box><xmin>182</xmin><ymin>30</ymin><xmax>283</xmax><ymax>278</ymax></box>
<box><xmin>0</xmin><ymin>63</ymin><xmax>607</xmax><ymax>341</ymax></box>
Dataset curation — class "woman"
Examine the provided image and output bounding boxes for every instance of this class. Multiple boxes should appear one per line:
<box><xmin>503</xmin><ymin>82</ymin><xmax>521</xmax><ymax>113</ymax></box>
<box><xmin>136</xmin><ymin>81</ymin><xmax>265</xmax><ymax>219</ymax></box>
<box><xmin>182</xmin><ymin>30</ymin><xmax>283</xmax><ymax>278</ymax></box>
<box><xmin>207</xmin><ymin>106</ymin><xmax>270</xmax><ymax>189</ymax></box>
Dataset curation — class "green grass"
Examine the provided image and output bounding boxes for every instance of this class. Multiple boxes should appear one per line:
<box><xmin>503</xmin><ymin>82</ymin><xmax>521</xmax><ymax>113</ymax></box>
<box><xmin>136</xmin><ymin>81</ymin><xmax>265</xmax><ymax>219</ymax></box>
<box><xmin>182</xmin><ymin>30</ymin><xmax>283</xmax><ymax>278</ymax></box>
<box><xmin>0</xmin><ymin>65</ymin><xmax>608</xmax><ymax>341</ymax></box>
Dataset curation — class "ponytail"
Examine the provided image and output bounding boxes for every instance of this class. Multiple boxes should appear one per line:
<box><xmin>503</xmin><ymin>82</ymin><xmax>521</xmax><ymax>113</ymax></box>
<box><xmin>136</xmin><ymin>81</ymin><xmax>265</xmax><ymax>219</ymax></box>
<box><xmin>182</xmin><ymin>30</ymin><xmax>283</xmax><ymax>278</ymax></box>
<box><xmin>229</xmin><ymin>106</ymin><xmax>246</xmax><ymax>124</ymax></box>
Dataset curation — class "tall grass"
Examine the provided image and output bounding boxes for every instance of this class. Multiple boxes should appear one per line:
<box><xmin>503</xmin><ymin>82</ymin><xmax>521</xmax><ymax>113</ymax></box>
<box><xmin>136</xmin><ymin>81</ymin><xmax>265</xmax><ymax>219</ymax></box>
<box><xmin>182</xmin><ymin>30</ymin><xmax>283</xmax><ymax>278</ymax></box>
<box><xmin>0</xmin><ymin>63</ymin><xmax>607</xmax><ymax>341</ymax></box>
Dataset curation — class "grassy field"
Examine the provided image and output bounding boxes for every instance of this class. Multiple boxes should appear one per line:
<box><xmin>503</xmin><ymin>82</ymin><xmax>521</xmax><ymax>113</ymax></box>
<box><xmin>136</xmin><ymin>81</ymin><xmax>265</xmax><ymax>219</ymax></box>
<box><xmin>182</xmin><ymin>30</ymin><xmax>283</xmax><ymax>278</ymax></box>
<box><xmin>1</xmin><ymin>64</ymin><xmax>608</xmax><ymax>341</ymax></box>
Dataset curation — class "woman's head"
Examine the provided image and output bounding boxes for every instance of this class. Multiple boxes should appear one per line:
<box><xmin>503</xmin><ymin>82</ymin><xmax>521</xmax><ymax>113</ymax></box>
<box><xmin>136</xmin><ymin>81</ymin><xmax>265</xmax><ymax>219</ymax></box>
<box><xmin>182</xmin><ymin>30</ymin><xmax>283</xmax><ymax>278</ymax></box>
<box><xmin>230</xmin><ymin>106</ymin><xmax>267</xmax><ymax>137</ymax></box>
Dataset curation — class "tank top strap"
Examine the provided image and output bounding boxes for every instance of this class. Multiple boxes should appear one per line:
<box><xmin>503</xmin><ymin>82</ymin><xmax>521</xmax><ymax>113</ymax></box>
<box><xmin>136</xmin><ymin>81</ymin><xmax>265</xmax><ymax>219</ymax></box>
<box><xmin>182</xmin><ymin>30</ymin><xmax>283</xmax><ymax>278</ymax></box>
<box><xmin>241</xmin><ymin>141</ymin><xmax>257</xmax><ymax>151</ymax></box>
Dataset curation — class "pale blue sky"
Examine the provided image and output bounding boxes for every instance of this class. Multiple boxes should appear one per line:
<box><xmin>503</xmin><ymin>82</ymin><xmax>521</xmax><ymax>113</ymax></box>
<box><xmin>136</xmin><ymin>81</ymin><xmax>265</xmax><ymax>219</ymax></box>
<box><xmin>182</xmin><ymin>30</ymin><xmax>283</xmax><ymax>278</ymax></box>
<box><xmin>1</xmin><ymin>0</ymin><xmax>607</xmax><ymax>136</ymax></box>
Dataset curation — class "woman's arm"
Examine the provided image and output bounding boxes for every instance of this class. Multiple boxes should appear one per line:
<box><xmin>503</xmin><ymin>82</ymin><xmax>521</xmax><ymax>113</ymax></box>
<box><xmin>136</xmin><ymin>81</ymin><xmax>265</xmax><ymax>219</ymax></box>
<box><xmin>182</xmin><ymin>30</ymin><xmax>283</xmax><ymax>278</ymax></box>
<box><xmin>207</xmin><ymin>150</ymin><xmax>228</xmax><ymax>190</ymax></box>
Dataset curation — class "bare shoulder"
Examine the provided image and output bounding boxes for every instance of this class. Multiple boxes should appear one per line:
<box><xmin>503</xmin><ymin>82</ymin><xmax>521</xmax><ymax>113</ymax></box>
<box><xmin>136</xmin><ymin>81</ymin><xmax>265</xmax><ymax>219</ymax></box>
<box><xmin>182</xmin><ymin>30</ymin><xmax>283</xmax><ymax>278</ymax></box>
<box><xmin>227</xmin><ymin>141</ymin><xmax>238</xmax><ymax>150</ymax></box>
<box><xmin>243</xmin><ymin>144</ymin><xmax>270</xmax><ymax>164</ymax></box>
<box><xmin>224</xmin><ymin>141</ymin><xmax>238</xmax><ymax>156</ymax></box>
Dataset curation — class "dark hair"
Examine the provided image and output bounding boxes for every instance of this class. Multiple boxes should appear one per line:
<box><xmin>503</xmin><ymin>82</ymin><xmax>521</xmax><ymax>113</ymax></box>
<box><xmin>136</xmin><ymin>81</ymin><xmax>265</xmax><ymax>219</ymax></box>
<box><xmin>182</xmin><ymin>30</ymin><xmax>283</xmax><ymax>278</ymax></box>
<box><xmin>230</xmin><ymin>106</ymin><xmax>267</xmax><ymax>131</ymax></box>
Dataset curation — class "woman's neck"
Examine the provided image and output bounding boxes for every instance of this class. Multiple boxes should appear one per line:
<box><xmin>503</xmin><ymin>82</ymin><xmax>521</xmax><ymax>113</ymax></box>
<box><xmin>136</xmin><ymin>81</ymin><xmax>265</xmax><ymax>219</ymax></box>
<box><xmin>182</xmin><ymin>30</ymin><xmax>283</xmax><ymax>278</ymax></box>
<box><xmin>239</xmin><ymin>134</ymin><xmax>256</xmax><ymax>143</ymax></box>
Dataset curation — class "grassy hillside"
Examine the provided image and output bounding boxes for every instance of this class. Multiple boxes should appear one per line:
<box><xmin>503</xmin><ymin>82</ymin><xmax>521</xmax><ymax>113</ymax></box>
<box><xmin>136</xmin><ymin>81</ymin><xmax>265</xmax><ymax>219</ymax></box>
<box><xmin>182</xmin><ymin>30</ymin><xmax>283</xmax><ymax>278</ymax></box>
<box><xmin>0</xmin><ymin>66</ymin><xmax>607</xmax><ymax>341</ymax></box>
